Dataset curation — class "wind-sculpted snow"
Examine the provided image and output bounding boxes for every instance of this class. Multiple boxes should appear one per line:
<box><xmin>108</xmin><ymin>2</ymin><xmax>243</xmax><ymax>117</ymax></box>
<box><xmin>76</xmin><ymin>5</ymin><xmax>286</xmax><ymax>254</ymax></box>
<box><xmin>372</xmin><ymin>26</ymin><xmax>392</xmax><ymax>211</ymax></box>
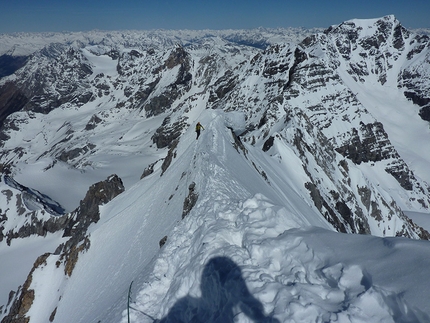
<box><xmin>134</xmin><ymin>225</ymin><xmax>430</xmax><ymax>323</ymax></box>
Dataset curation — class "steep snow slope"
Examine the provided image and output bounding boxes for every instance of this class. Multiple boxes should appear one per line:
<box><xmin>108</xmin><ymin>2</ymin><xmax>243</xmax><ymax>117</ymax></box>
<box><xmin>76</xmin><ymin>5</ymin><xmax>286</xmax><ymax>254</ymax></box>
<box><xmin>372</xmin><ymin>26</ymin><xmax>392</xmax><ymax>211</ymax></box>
<box><xmin>40</xmin><ymin>109</ymin><xmax>430</xmax><ymax>323</ymax></box>
<box><xmin>50</xmin><ymin>111</ymin><xmax>329</xmax><ymax>322</ymax></box>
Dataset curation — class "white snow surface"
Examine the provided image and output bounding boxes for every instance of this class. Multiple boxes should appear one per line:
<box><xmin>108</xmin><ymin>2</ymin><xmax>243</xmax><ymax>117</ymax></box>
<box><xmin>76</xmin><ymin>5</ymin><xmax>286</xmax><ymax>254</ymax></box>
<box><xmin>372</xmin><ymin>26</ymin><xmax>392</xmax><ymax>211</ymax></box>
<box><xmin>2</xmin><ymin>109</ymin><xmax>427</xmax><ymax>323</ymax></box>
<box><xmin>113</xmin><ymin>111</ymin><xmax>430</xmax><ymax>323</ymax></box>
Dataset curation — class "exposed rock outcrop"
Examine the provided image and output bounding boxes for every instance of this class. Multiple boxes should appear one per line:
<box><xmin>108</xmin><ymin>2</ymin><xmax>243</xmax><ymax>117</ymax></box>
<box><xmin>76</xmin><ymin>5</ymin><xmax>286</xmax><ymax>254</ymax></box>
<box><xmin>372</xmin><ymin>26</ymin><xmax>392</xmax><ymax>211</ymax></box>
<box><xmin>1</xmin><ymin>253</ymin><xmax>50</xmax><ymax>323</ymax></box>
<box><xmin>144</xmin><ymin>46</ymin><xmax>192</xmax><ymax>117</ymax></box>
<box><xmin>182</xmin><ymin>182</ymin><xmax>198</xmax><ymax>219</ymax></box>
<box><xmin>63</xmin><ymin>174</ymin><xmax>125</xmax><ymax>243</ymax></box>
<box><xmin>1</xmin><ymin>175</ymin><xmax>125</xmax><ymax>322</ymax></box>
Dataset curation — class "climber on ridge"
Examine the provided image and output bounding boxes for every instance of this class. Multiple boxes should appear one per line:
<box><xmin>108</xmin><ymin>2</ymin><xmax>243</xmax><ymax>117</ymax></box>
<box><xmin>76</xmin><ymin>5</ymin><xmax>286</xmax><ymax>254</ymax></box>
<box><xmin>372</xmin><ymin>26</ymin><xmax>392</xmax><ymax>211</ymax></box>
<box><xmin>195</xmin><ymin>122</ymin><xmax>204</xmax><ymax>139</ymax></box>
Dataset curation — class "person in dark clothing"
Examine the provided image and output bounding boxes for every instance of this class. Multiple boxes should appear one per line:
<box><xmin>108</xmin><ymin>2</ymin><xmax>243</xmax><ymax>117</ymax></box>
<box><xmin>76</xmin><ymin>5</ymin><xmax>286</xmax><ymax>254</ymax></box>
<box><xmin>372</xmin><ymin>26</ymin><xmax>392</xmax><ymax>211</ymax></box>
<box><xmin>195</xmin><ymin>122</ymin><xmax>204</xmax><ymax>139</ymax></box>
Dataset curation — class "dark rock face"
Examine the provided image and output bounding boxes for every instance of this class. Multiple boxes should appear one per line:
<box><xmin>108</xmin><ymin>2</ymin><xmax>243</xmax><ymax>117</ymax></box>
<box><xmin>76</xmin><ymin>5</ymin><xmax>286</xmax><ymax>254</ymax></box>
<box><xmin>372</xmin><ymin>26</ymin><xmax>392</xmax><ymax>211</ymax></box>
<box><xmin>293</xmin><ymin>121</ymin><xmax>358</xmax><ymax>234</ymax></box>
<box><xmin>141</xmin><ymin>160</ymin><xmax>161</xmax><ymax>179</ymax></box>
<box><xmin>182</xmin><ymin>182</ymin><xmax>198</xmax><ymax>219</ymax></box>
<box><xmin>261</xmin><ymin>44</ymin><xmax>293</xmax><ymax>77</ymax></box>
<box><xmin>209</xmin><ymin>70</ymin><xmax>238</xmax><ymax>103</ymax></box>
<box><xmin>0</xmin><ymin>55</ymin><xmax>28</xmax><ymax>79</ymax></box>
<box><xmin>0</xmin><ymin>44</ymin><xmax>94</xmax><ymax>123</ymax></box>
<box><xmin>2</xmin><ymin>212</ymin><xmax>68</xmax><ymax>246</ymax></box>
<box><xmin>159</xmin><ymin>235</ymin><xmax>168</xmax><ymax>248</ymax></box>
<box><xmin>312</xmin><ymin>189</ymin><xmax>347</xmax><ymax>233</ymax></box>
<box><xmin>0</xmin><ymin>82</ymin><xmax>29</xmax><ymax>129</ymax></box>
<box><xmin>57</xmin><ymin>143</ymin><xmax>96</xmax><ymax>163</ymax></box>
<box><xmin>160</xmin><ymin>140</ymin><xmax>179</xmax><ymax>176</ymax></box>
<box><xmin>144</xmin><ymin>46</ymin><xmax>192</xmax><ymax>117</ymax></box>
<box><xmin>334</xmin><ymin>121</ymin><xmax>426</xmax><ymax>196</ymax></box>
<box><xmin>335</xmin><ymin>122</ymin><xmax>396</xmax><ymax>164</ymax></box>
<box><xmin>262</xmin><ymin>136</ymin><xmax>274</xmax><ymax>152</ymax></box>
<box><xmin>61</xmin><ymin>237</ymin><xmax>91</xmax><ymax>277</ymax></box>
<box><xmin>152</xmin><ymin>116</ymin><xmax>188</xmax><ymax>149</ymax></box>
<box><xmin>63</xmin><ymin>174</ymin><xmax>125</xmax><ymax>240</ymax></box>
<box><xmin>404</xmin><ymin>91</ymin><xmax>430</xmax><ymax>122</ymax></box>
<box><xmin>85</xmin><ymin>114</ymin><xmax>102</xmax><ymax>130</ymax></box>
<box><xmin>385</xmin><ymin>162</ymin><xmax>415</xmax><ymax>191</ymax></box>
<box><xmin>144</xmin><ymin>94</ymin><xmax>173</xmax><ymax>117</ymax></box>
<box><xmin>419</xmin><ymin>106</ymin><xmax>430</xmax><ymax>122</ymax></box>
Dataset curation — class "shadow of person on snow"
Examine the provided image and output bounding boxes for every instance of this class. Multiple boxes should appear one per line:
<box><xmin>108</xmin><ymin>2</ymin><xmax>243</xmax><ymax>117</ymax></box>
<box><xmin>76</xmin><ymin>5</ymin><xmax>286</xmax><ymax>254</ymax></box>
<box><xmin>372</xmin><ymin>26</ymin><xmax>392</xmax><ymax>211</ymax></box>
<box><xmin>157</xmin><ymin>256</ymin><xmax>279</xmax><ymax>323</ymax></box>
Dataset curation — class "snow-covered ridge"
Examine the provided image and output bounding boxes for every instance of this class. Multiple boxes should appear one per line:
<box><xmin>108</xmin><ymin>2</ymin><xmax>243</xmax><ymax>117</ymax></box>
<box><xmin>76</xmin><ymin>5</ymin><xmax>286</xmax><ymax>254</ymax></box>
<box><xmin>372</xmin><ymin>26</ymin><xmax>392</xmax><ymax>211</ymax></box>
<box><xmin>1</xmin><ymin>15</ymin><xmax>430</xmax><ymax>323</ymax></box>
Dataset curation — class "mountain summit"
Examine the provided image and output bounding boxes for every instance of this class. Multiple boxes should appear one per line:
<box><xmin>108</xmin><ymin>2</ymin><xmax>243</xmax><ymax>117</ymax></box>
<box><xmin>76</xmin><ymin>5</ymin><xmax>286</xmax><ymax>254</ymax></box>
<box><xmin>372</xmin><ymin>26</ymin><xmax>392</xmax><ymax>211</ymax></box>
<box><xmin>1</xmin><ymin>16</ymin><xmax>430</xmax><ymax>323</ymax></box>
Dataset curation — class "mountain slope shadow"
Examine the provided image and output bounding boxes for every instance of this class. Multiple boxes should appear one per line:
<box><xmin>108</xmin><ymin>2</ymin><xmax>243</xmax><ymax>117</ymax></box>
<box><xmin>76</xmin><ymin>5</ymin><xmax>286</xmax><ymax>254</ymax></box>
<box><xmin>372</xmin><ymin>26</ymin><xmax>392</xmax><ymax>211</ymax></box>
<box><xmin>157</xmin><ymin>256</ymin><xmax>279</xmax><ymax>323</ymax></box>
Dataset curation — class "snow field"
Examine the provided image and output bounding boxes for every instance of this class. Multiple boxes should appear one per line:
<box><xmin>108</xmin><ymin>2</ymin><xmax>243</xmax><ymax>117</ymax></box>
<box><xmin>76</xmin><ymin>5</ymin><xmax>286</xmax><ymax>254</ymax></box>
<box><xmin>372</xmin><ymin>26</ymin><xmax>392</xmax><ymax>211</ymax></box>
<box><xmin>118</xmin><ymin>111</ymin><xmax>430</xmax><ymax>323</ymax></box>
<box><xmin>2</xmin><ymin>102</ymin><xmax>430</xmax><ymax>323</ymax></box>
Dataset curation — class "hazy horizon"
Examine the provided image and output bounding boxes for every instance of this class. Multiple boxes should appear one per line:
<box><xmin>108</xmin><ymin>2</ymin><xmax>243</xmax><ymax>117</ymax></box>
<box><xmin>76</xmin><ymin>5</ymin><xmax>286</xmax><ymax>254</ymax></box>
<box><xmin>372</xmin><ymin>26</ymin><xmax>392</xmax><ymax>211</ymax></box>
<box><xmin>1</xmin><ymin>0</ymin><xmax>429</xmax><ymax>34</ymax></box>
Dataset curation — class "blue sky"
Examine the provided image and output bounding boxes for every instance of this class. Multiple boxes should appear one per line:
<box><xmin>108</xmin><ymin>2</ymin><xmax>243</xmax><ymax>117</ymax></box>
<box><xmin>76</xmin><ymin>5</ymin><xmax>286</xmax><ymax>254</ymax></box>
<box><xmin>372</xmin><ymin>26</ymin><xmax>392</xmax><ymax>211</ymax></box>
<box><xmin>1</xmin><ymin>0</ymin><xmax>428</xmax><ymax>33</ymax></box>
